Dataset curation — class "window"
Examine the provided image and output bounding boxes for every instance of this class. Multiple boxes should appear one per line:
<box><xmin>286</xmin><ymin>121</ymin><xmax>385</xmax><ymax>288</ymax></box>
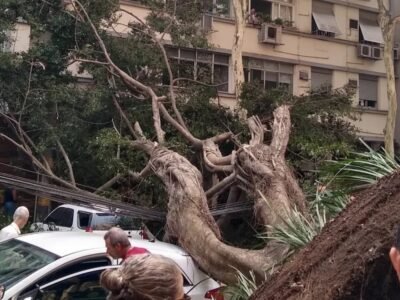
<box><xmin>34</xmin><ymin>269</ymin><xmax>108</xmax><ymax>300</ymax></box>
<box><xmin>359</xmin><ymin>75</ymin><xmax>378</xmax><ymax>109</ymax></box>
<box><xmin>167</xmin><ymin>48</ymin><xmax>229</xmax><ymax>92</ymax></box>
<box><xmin>311</xmin><ymin>1</ymin><xmax>340</xmax><ymax>37</ymax></box>
<box><xmin>349</xmin><ymin>19</ymin><xmax>359</xmax><ymax>30</ymax></box>
<box><xmin>77</xmin><ymin>211</ymin><xmax>91</xmax><ymax>229</ymax></box>
<box><xmin>247</xmin><ymin>0</ymin><xmax>293</xmax><ymax>23</ymax></box>
<box><xmin>243</xmin><ymin>58</ymin><xmax>293</xmax><ymax>91</ymax></box>
<box><xmin>311</xmin><ymin>67</ymin><xmax>332</xmax><ymax>90</ymax></box>
<box><xmin>271</xmin><ymin>0</ymin><xmax>293</xmax><ymax>22</ymax></box>
<box><xmin>44</xmin><ymin>207</ymin><xmax>74</xmax><ymax>228</ymax></box>
<box><xmin>18</xmin><ymin>256</ymin><xmax>112</xmax><ymax>297</ymax></box>
<box><xmin>249</xmin><ymin>0</ymin><xmax>272</xmax><ymax>20</ymax></box>
<box><xmin>359</xmin><ymin>11</ymin><xmax>383</xmax><ymax>45</ymax></box>
<box><xmin>0</xmin><ymin>240</ymin><xmax>58</xmax><ymax>289</ymax></box>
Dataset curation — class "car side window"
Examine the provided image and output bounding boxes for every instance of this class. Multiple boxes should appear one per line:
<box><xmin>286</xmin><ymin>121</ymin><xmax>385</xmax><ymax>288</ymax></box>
<box><xmin>44</xmin><ymin>207</ymin><xmax>74</xmax><ymax>228</ymax></box>
<box><xmin>36</xmin><ymin>269</ymin><xmax>107</xmax><ymax>300</ymax></box>
<box><xmin>77</xmin><ymin>211</ymin><xmax>92</xmax><ymax>229</ymax></box>
<box><xmin>18</xmin><ymin>256</ymin><xmax>112</xmax><ymax>297</ymax></box>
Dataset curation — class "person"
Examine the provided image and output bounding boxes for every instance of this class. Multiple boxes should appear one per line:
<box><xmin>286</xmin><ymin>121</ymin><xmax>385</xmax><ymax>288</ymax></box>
<box><xmin>104</xmin><ymin>227</ymin><xmax>149</xmax><ymax>261</ymax></box>
<box><xmin>247</xmin><ymin>8</ymin><xmax>260</xmax><ymax>25</ymax></box>
<box><xmin>0</xmin><ymin>206</ymin><xmax>29</xmax><ymax>242</ymax></box>
<box><xmin>3</xmin><ymin>188</ymin><xmax>16</xmax><ymax>216</ymax></box>
<box><xmin>100</xmin><ymin>253</ymin><xmax>187</xmax><ymax>300</ymax></box>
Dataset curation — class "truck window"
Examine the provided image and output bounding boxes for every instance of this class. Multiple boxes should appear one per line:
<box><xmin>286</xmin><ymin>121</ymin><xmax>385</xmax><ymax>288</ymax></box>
<box><xmin>44</xmin><ymin>207</ymin><xmax>74</xmax><ymax>227</ymax></box>
<box><xmin>77</xmin><ymin>211</ymin><xmax>92</xmax><ymax>229</ymax></box>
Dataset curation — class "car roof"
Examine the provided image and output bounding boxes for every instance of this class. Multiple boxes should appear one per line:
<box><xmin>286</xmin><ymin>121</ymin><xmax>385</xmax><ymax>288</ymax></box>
<box><xmin>16</xmin><ymin>231</ymin><xmax>188</xmax><ymax>257</ymax></box>
<box><xmin>57</xmin><ymin>204</ymin><xmax>112</xmax><ymax>214</ymax></box>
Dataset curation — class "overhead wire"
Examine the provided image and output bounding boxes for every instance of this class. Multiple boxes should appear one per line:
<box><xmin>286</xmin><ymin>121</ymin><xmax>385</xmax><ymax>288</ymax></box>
<box><xmin>0</xmin><ymin>162</ymin><xmax>254</xmax><ymax>218</ymax></box>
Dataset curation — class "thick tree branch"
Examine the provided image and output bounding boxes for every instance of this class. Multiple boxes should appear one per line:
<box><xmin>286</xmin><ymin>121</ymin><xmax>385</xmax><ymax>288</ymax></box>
<box><xmin>56</xmin><ymin>139</ymin><xmax>76</xmax><ymax>187</ymax></box>
<box><xmin>270</xmin><ymin>105</ymin><xmax>291</xmax><ymax>159</ymax></box>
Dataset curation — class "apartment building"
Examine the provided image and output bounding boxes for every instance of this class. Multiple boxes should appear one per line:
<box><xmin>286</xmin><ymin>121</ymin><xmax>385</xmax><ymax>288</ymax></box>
<box><xmin>5</xmin><ymin>0</ymin><xmax>391</xmax><ymax>142</ymax></box>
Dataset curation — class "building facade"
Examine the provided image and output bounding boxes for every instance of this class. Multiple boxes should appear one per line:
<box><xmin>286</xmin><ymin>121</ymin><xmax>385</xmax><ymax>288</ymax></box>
<box><xmin>5</xmin><ymin>0</ymin><xmax>392</xmax><ymax>142</ymax></box>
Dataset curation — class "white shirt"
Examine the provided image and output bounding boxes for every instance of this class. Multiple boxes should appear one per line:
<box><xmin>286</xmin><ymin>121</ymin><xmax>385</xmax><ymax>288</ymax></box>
<box><xmin>0</xmin><ymin>222</ymin><xmax>21</xmax><ymax>242</ymax></box>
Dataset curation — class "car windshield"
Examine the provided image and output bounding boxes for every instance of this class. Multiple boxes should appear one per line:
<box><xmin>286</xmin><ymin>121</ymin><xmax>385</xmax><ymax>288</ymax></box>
<box><xmin>0</xmin><ymin>239</ymin><xmax>58</xmax><ymax>289</ymax></box>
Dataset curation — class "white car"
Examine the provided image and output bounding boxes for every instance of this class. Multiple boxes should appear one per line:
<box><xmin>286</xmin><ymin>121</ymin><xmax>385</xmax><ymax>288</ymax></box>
<box><xmin>0</xmin><ymin>232</ymin><xmax>222</xmax><ymax>300</ymax></box>
<box><xmin>30</xmin><ymin>204</ymin><xmax>146</xmax><ymax>239</ymax></box>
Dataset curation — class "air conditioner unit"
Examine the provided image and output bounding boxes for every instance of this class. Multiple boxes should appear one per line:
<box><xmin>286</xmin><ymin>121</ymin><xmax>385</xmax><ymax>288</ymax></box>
<box><xmin>358</xmin><ymin>44</ymin><xmax>371</xmax><ymax>58</ymax></box>
<box><xmin>394</xmin><ymin>48</ymin><xmax>399</xmax><ymax>61</ymax></box>
<box><xmin>201</xmin><ymin>14</ymin><xmax>213</xmax><ymax>32</ymax></box>
<box><xmin>259</xmin><ymin>23</ymin><xmax>282</xmax><ymax>45</ymax></box>
<box><xmin>372</xmin><ymin>46</ymin><xmax>382</xmax><ymax>59</ymax></box>
<box><xmin>299</xmin><ymin>70</ymin><xmax>309</xmax><ymax>81</ymax></box>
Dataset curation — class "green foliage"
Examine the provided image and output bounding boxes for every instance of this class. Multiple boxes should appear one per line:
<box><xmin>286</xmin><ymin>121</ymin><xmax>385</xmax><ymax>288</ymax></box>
<box><xmin>0</xmin><ymin>214</ymin><xmax>12</xmax><ymax>230</ymax></box>
<box><xmin>0</xmin><ymin>0</ymin><xmax>226</xmax><ymax>211</ymax></box>
<box><xmin>321</xmin><ymin>139</ymin><xmax>399</xmax><ymax>191</ymax></box>
<box><xmin>310</xmin><ymin>188</ymin><xmax>349</xmax><ymax>217</ymax></box>
<box><xmin>240</xmin><ymin>83</ymin><xmax>357</xmax><ymax>161</ymax></box>
<box><xmin>263</xmin><ymin>206</ymin><xmax>327</xmax><ymax>251</ymax></box>
<box><xmin>223</xmin><ymin>269</ymin><xmax>259</xmax><ymax>300</ymax></box>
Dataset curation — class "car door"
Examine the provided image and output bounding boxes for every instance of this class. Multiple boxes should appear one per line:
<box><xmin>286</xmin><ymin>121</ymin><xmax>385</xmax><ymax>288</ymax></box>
<box><xmin>16</xmin><ymin>266</ymin><xmax>116</xmax><ymax>300</ymax></box>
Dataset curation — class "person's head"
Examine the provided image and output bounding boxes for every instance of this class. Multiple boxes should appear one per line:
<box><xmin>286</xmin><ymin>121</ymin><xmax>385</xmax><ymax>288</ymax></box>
<box><xmin>13</xmin><ymin>206</ymin><xmax>29</xmax><ymax>229</ymax></box>
<box><xmin>100</xmin><ymin>254</ymin><xmax>186</xmax><ymax>300</ymax></box>
<box><xmin>104</xmin><ymin>227</ymin><xmax>131</xmax><ymax>259</ymax></box>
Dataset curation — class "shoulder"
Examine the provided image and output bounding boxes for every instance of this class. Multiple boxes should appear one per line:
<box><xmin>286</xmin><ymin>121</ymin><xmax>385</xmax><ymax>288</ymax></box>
<box><xmin>1</xmin><ymin>224</ymin><xmax>13</xmax><ymax>233</ymax></box>
<box><xmin>127</xmin><ymin>247</ymin><xmax>149</xmax><ymax>256</ymax></box>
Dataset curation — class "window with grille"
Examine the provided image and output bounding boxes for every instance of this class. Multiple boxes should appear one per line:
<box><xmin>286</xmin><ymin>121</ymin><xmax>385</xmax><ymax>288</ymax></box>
<box><xmin>243</xmin><ymin>58</ymin><xmax>293</xmax><ymax>91</ymax></box>
<box><xmin>166</xmin><ymin>48</ymin><xmax>230</xmax><ymax>92</ymax></box>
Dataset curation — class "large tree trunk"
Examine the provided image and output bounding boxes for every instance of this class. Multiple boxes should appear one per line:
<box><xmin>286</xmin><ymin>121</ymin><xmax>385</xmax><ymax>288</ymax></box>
<box><xmin>251</xmin><ymin>171</ymin><xmax>400</xmax><ymax>300</ymax></box>
<box><xmin>378</xmin><ymin>0</ymin><xmax>398</xmax><ymax>158</ymax></box>
<box><xmin>134</xmin><ymin>106</ymin><xmax>306</xmax><ymax>284</ymax></box>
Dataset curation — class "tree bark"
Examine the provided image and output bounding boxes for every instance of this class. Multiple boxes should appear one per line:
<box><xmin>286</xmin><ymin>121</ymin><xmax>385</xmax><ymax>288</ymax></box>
<box><xmin>135</xmin><ymin>106</ymin><xmax>305</xmax><ymax>284</ymax></box>
<box><xmin>378</xmin><ymin>0</ymin><xmax>398</xmax><ymax>158</ymax></box>
<box><xmin>232</xmin><ymin>0</ymin><xmax>246</xmax><ymax>100</ymax></box>
<box><xmin>147</xmin><ymin>145</ymin><xmax>286</xmax><ymax>284</ymax></box>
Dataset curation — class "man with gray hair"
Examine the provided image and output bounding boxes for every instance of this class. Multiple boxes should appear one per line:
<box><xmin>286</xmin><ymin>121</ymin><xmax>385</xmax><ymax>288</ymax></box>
<box><xmin>0</xmin><ymin>206</ymin><xmax>29</xmax><ymax>242</ymax></box>
<box><xmin>104</xmin><ymin>227</ymin><xmax>148</xmax><ymax>261</ymax></box>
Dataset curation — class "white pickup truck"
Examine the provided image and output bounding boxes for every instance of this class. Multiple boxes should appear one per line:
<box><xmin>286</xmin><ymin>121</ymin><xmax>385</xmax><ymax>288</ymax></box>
<box><xmin>30</xmin><ymin>204</ymin><xmax>145</xmax><ymax>239</ymax></box>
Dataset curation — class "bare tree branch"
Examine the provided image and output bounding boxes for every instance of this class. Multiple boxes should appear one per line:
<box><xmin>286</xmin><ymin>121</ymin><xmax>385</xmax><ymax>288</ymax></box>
<box><xmin>18</xmin><ymin>61</ymin><xmax>34</xmax><ymax>126</ymax></box>
<box><xmin>158</xmin><ymin>103</ymin><xmax>203</xmax><ymax>148</ymax></box>
<box><xmin>73</xmin><ymin>0</ymin><xmax>165</xmax><ymax>143</ymax></box>
<box><xmin>0</xmin><ymin>133</ymin><xmax>79</xmax><ymax>190</ymax></box>
<box><xmin>205</xmin><ymin>173</ymin><xmax>236</xmax><ymax>198</ymax></box>
<box><xmin>112</xmin><ymin>96</ymin><xmax>142</xmax><ymax>140</ymax></box>
<box><xmin>0</xmin><ymin>112</ymin><xmax>53</xmax><ymax>171</ymax></box>
<box><xmin>95</xmin><ymin>173</ymin><xmax>123</xmax><ymax>193</ymax></box>
<box><xmin>116</xmin><ymin>7</ymin><xmax>188</xmax><ymax>131</ymax></box>
<box><xmin>56</xmin><ymin>139</ymin><xmax>76</xmax><ymax>187</ymax></box>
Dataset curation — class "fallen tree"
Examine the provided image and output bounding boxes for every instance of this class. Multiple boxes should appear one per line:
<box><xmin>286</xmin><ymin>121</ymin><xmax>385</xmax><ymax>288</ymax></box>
<box><xmin>0</xmin><ymin>0</ymin><xmax>357</xmax><ymax>286</ymax></box>
<box><xmin>251</xmin><ymin>171</ymin><xmax>400</xmax><ymax>299</ymax></box>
